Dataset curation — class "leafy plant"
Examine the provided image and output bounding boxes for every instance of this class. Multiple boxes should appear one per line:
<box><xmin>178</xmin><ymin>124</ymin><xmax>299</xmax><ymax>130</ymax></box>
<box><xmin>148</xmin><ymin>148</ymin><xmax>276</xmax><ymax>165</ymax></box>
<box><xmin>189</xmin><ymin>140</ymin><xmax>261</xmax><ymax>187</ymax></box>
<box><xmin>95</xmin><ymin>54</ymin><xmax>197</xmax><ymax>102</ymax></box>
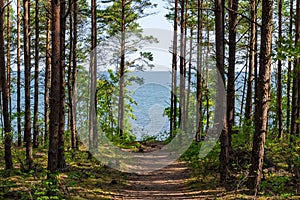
<box><xmin>32</xmin><ymin>173</ymin><xmax>62</xmax><ymax>200</ymax></box>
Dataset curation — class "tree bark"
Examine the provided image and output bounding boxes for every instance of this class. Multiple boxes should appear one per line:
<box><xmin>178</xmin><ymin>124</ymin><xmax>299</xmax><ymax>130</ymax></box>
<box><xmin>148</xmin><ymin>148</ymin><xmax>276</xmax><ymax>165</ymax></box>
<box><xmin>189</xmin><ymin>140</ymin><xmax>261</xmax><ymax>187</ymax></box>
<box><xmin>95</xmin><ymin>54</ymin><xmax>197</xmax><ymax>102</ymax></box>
<box><xmin>240</xmin><ymin>62</ymin><xmax>248</xmax><ymax>127</ymax></box>
<box><xmin>286</xmin><ymin>0</ymin><xmax>293</xmax><ymax>136</ymax></box>
<box><xmin>73</xmin><ymin>0</ymin><xmax>79</xmax><ymax>149</ymax></box>
<box><xmin>245</xmin><ymin>0</ymin><xmax>257</xmax><ymax>124</ymax></box>
<box><xmin>44</xmin><ymin>10</ymin><xmax>51</xmax><ymax>147</ymax></box>
<box><xmin>179</xmin><ymin>0</ymin><xmax>186</xmax><ymax>129</ymax></box>
<box><xmin>33</xmin><ymin>0</ymin><xmax>40</xmax><ymax>148</ymax></box>
<box><xmin>58</xmin><ymin>0</ymin><xmax>67</xmax><ymax>169</ymax></box>
<box><xmin>68</xmin><ymin>0</ymin><xmax>73</xmax><ymax>146</ymax></box>
<box><xmin>0</xmin><ymin>0</ymin><xmax>13</xmax><ymax>169</ymax></box>
<box><xmin>196</xmin><ymin>0</ymin><xmax>203</xmax><ymax>141</ymax></box>
<box><xmin>68</xmin><ymin>0</ymin><xmax>77</xmax><ymax>149</ymax></box>
<box><xmin>227</xmin><ymin>0</ymin><xmax>239</xmax><ymax>147</ymax></box>
<box><xmin>182</xmin><ymin>0</ymin><xmax>188</xmax><ymax>131</ymax></box>
<box><xmin>48</xmin><ymin>0</ymin><xmax>61</xmax><ymax>173</ymax></box>
<box><xmin>17</xmin><ymin>0</ymin><xmax>22</xmax><ymax>147</ymax></box>
<box><xmin>276</xmin><ymin>0</ymin><xmax>283</xmax><ymax>139</ymax></box>
<box><xmin>291</xmin><ymin>0</ymin><xmax>300</xmax><ymax>138</ymax></box>
<box><xmin>170</xmin><ymin>0</ymin><xmax>178</xmax><ymax>137</ymax></box>
<box><xmin>248</xmin><ymin>0</ymin><xmax>273</xmax><ymax>194</ymax></box>
<box><xmin>89</xmin><ymin>0</ymin><xmax>98</xmax><ymax>155</ymax></box>
<box><xmin>6</xmin><ymin>0</ymin><xmax>11</xmax><ymax>119</ymax></box>
<box><xmin>118</xmin><ymin>0</ymin><xmax>126</xmax><ymax>137</ymax></box>
<box><xmin>295</xmin><ymin>0</ymin><xmax>300</xmax><ymax>136</ymax></box>
<box><xmin>23</xmin><ymin>0</ymin><xmax>33</xmax><ymax>170</ymax></box>
<box><xmin>186</xmin><ymin>28</ymin><xmax>193</xmax><ymax>131</ymax></box>
<box><xmin>215</xmin><ymin>0</ymin><xmax>229</xmax><ymax>185</ymax></box>
<box><xmin>205</xmin><ymin>10</ymin><xmax>210</xmax><ymax>131</ymax></box>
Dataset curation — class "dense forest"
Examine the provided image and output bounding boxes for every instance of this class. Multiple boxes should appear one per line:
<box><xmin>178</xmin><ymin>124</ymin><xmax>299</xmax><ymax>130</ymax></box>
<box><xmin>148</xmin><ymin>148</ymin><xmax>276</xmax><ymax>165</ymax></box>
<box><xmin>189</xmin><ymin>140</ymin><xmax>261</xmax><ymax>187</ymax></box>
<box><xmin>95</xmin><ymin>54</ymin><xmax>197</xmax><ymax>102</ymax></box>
<box><xmin>0</xmin><ymin>0</ymin><xmax>300</xmax><ymax>199</ymax></box>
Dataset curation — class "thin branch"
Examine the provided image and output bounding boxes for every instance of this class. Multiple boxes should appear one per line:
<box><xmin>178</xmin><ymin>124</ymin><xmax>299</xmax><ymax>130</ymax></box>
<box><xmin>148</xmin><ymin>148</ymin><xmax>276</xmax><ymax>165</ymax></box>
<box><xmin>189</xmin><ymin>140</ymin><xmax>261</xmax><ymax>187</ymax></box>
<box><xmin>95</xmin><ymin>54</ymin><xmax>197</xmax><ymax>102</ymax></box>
<box><xmin>3</xmin><ymin>1</ymin><xmax>12</xmax><ymax>10</ymax></box>
<box><xmin>225</xmin><ymin>6</ymin><xmax>261</xmax><ymax>28</ymax></box>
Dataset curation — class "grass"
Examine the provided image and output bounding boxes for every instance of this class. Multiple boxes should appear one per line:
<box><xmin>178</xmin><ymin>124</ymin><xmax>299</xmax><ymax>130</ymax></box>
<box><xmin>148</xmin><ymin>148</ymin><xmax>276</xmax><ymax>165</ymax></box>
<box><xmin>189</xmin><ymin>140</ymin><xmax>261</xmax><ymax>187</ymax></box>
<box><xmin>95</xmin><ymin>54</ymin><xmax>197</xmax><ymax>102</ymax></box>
<box><xmin>180</xmin><ymin>141</ymin><xmax>300</xmax><ymax>199</ymax></box>
<box><xmin>0</xmin><ymin>145</ymin><xmax>126</xmax><ymax>200</ymax></box>
<box><xmin>1</xmin><ymin>139</ymin><xmax>300</xmax><ymax>199</ymax></box>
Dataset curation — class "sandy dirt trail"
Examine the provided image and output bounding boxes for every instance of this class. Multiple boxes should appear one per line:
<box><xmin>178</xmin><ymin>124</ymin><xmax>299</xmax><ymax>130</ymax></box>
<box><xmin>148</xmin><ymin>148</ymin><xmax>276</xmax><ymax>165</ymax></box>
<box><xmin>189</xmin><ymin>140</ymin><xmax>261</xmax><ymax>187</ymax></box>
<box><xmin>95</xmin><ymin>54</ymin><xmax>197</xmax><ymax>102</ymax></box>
<box><xmin>114</xmin><ymin>159</ymin><xmax>213</xmax><ymax>200</ymax></box>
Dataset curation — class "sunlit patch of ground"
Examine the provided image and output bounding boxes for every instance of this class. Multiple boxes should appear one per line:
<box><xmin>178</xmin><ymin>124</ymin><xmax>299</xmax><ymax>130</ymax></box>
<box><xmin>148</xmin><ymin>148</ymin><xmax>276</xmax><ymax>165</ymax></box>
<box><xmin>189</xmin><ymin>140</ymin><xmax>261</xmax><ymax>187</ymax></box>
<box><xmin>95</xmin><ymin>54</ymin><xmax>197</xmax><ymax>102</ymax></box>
<box><xmin>111</xmin><ymin>142</ymin><xmax>300</xmax><ymax>200</ymax></box>
<box><xmin>0</xmin><ymin>146</ymin><xmax>126</xmax><ymax>199</ymax></box>
<box><xmin>1</xmin><ymin>144</ymin><xmax>300</xmax><ymax>199</ymax></box>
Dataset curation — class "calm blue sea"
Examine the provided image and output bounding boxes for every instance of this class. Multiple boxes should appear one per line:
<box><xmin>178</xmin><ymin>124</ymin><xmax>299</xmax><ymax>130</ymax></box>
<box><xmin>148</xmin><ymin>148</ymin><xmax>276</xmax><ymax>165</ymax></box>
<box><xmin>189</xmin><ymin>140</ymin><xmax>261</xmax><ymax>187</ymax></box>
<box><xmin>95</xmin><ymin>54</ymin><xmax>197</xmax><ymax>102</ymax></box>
<box><xmin>3</xmin><ymin>70</ymin><xmax>251</xmax><ymax>141</ymax></box>
<box><xmin>128</xmin><ymin>71</ymin><xmax>172</xmax><ymax>140</ymax></box>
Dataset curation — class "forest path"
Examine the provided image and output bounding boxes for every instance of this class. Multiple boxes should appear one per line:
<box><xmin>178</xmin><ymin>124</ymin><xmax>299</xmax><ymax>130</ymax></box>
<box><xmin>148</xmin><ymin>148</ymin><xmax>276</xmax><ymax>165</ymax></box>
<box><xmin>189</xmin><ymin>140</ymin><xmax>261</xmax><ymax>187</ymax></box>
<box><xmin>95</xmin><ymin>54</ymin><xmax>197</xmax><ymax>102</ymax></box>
<box><xmin>118</xmin><ymin>160</ymin><xmax>197</xmax><ymax>199</ymax></box>
<box><xmin>109</xmin><ymin>149</ymin><xmax>227</xmax><ymax>200</ymax></box>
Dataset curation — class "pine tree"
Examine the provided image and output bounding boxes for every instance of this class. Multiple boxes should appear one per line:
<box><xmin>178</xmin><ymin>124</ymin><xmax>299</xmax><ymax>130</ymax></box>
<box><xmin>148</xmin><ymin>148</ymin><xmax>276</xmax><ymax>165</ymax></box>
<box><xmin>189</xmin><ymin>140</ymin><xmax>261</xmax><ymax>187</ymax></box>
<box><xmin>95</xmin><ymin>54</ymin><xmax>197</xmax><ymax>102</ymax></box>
<box><xmin>23</xmin><ymin>0</ymin><xmax>33</xmax><ymax>170</ymax></box>
<box><xmin>215</xmin><ymin>0</ymin><xmax>229</xmax><ymax>185</ymax></box>
<box><xmin>248</xmin><ymin>0</ymin><xmax>273</xmax><ymax>194</ymax></box>
<box><xmin>227</xmin><ymin>0</ymin><xmax>239</xmax><ymax>147</ymax></box>
<box><xmin>33</xmin><ymin>0</ymin><xmax>40</xmax><ymax>148</ymax></box>
<box><xmin>103</xmin><ymin>0</ymin><xmax>156</xmax><ymax>138</ymax></box>
<box><xmin>16</xmin><ymin>0</ymin><xmax>22</xmax><ymax>147</ymax></box>
<box><xmin>0</xmin><ymin>0</ymin><xmax>13</xmax><ymax>170</ymax></box>
<box><xmin>48</xmin><ymin>0</ymin><xmax>61</xmax><ymax>173</ymax></box>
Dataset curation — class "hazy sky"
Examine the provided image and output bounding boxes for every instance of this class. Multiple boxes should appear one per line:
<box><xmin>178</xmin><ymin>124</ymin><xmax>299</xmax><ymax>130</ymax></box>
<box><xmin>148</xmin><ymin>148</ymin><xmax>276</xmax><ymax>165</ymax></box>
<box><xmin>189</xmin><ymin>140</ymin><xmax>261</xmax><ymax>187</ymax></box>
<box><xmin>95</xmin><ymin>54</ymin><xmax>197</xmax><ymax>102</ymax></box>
<box><xmin>136</xmin><ymin>0</ymin><xmax>174</xmax><ymax>71</ymax></box>
<box><xmin>138</xmin><ymin>0</ymin><xmax>173</xmax><ymax>31</ymax></box>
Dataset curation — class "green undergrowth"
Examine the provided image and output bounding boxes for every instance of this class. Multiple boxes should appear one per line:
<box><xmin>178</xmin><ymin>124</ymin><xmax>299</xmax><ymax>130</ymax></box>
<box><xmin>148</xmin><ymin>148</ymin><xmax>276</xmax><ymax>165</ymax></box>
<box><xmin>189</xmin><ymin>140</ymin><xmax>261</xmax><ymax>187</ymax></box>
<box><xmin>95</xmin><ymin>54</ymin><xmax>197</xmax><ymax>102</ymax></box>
<box><xmin>0</xmin><ymin>146</ymin><xmax>126</xmax><ymax>200</ymax></box>
<box><xmin>180</xmin><ymin>138</ymin><xmax>300</xmax><ymax>199</ymax></box>
<box><xmin>107</xmin><ymin>131</ymin><xmax>167</xmax><ymax>152</ymax></box>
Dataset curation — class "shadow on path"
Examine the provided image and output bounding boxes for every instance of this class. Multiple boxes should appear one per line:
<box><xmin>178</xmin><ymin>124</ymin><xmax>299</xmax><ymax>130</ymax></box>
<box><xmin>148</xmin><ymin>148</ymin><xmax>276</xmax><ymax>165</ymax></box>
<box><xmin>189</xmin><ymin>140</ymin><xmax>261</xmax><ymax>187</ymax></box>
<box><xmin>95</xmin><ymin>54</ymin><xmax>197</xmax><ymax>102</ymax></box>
<box><xmin>117</xmin><ymin>161</ymin><xmax>216</xmax><ymax>199</ymax></box>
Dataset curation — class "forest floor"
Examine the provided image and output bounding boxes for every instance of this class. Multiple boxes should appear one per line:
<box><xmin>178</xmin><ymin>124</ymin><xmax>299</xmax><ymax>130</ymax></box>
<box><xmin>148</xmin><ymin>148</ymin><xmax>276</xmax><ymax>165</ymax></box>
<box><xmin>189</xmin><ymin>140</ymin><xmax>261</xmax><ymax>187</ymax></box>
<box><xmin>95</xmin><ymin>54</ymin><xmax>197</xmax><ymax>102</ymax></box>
<box><xmin>112</xmin><ymin>142</ymin><xmax>223</xmax><ymax>199</ymax></box>
<box><xmin>113</xmin><ymin>143</ymin><xmax>251</xmax><ymax>200</ymax></box>
<box><xmin>1</xmin><ymin>143</ymin><xmax>300</xmax><ymax>199</ymax></box>
<box><xmin>119</xmin><ymin>161</ymin><xmax>193</xmax><ymax>199</ymax></box>
<box><xmin>115</xmin><ymin>160</ymin><xmax>237</xmax><ymax>200</ymax></box>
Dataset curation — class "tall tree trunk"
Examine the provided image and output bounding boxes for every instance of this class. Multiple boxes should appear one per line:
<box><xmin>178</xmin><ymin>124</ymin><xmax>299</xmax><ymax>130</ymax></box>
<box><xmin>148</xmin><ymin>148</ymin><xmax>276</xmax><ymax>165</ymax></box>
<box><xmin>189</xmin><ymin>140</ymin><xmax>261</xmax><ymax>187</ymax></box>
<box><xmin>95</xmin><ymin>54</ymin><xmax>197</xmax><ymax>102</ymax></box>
<box><xmin>253</xmin><ymin>1</ymin><xmax>259</xmax><ymax>141</ymax></box>
<box><xmin>48</xmin><ymin>0</ymin><xmax>61</xmax><ymax>173</ymax></box>
<box><xmin>286</xmin><ymin>0</ymin><xmax>293</xmax><ymax>136</ymax></box>
<box><xmin>248</xmin><ymin>0</ymin><xmax>273</xmax><ymax>194</ymax></box>
<box><xmin>118</xmin><ymin>0</ymin><xmax>126</xmax><ymax>137</ymax></box>
<box><xmin>215</xmin><ymin>0</ymin><xmax>229</xmax><ymax>185</ymax></box>
<box><xmin>44</xmin><ymin>11</ymin><xmax>51</xmax><ymax>147</ymax></box>
<box><xmin>33</xmin><ymin>0</ymin><xmax>40</xmax><ymax>148</ymax></box>
<box><xmin>186</xmin><ymin>28</ymin><xmax>193</xmax><ymax>130</ymax></box>
<box><xmin>240</xmin><ymin>62</ymin><xmax>248</xmax><ymax>126</ymax></box>
<box><xmin>182</xmin><ymin>0</ymin><xmax>188</xmax><ymax>131</ymax></box>
<box><xmin>277</xmin><ymin>0</ymin><xmax>283</xmax><ymax>139</ymax></box>
<box><xmin>58</xmin><ymin>0</ymin><xmax>66</xmax><ymax>168</ymax></box>
<box><xmin>6</xmin><ymin>0</ymin><xmax>11</xmax><ymax>119</ymax></box>
<box><xmin>73</xmin><ymin>0</ymin><xmax>78</xmax><ymax>149</ymax></box>
<box><xmin>294</xmin><ymin>1</ymin><xmax>300</xmax><ymax>185</ymax></box>
<box><xmin>68</xmin><ymin>0</ymin><xmax>73</xmax><ymax>145</ymax></box>
<box><xmin>205</xmin><ymin>10</ymin><xmax>210</xmax><ymax>131</ymax></box>
<box><xmin>0</xmin><ymin>0</ymin><xmax>13</xmax><ymax>169</ymax></box>
<box><xmin>291</xmin><ymin>0</ymin><xmax>300</xmax><ymax>137</ymax></box>
<box><xmin>44</xmin><ymin>13</ymin><xmax>50</xmax><ymax>146</ymax></box>
<box><xmin>196</xmin><ymin>0</ymin><xmax>203</xmax><ymax>141</ymax></box>
<box><xmin>68</xmin><ymin>0</ymin><xmax>77</xmax><ymax>149</ymax></box>
<box><xmin>89</xmin><ymin>0</ymin><xmax>97</xmax><ymax>155</ymax></box>
<box><xmin>23</xmin><ymin>0</ymin><xmax>33</xmax><ymax>170</ymax></box>
<box><xmin>17</xmin><ymin>0</ymin><xmax>22</xmax><ymax>147</ymax></box>
<box><xmin>245</xmin><ymin>0</ymin><xmax>257</xmax><ymax>124</ymax></box>
<box><xmin>286</xmin><ymin>0</ymin><xmax>294</xmax><ymax>136</ymax></box>
<box><xmin>295</xmin><ymin>0</ymin><xmax>300</xmax><ymax>136</ymax></box>
<box><xmin>227</xmin><ymin>0</ymin><xmax>239</xmax><ymax>147</ymax></box>
<box><xmin>179</xmin><ymin>0</ymin><xmax>186</xmax><ymax>129</ymax></box>
<box><xmin>291</xmin><ymin>66</ymin><xmax>298</xmax><ymax>137</ymax></box>
<box><xmin>170</xmin><ymin>0</ymin><xmax>178</xmax><ymax>137</ymax></box>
